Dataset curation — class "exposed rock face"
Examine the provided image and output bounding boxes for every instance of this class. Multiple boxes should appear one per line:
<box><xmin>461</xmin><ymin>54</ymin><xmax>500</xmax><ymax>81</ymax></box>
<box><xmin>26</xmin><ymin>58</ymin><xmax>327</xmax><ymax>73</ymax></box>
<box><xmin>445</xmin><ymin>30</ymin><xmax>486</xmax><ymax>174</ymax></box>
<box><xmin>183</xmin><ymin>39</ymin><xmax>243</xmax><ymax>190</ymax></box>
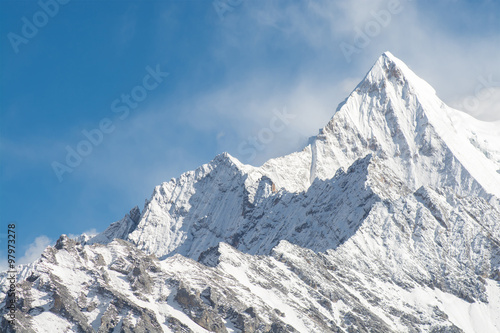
<box><xmin>1</xmin><ymin>52</ymin><xmax>500</xmax><ymax>332</ymax></box>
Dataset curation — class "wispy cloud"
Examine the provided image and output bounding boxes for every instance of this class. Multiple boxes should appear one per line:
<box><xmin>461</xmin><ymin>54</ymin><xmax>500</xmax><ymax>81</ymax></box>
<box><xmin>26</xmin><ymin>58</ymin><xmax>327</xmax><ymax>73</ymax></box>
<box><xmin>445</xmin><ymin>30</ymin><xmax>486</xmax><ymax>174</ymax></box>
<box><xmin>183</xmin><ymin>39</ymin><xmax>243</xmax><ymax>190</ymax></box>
<box><xmin>68</xmin><ymin>228</ymin><xmax>98</xmax><ymax>240</ymax></box>
<box><xmin>115</xmin><ymin>4</ymin><xmax>138</xmax><ymax>50</ymax></box>
<box><xmin>1</xmin><ymin>235</ymin><xmax>53</xmax><ymax>271</ymax></box>
<box><xmin>207</xmin><ymin>3</ymin><xmax>482</xmax><ymax>148</ymax></box>
<box><xmin>18</xmin><ymin>235</ymin><xmax>52</xmax><ymax>266</ymax></box>
<box><xmin>451</xmin><ymin>87</ymin><xmax>500</xmax><ymax>121</ymax></box>
<box><xmin>129</xmin><ymin>0</ymin><xmax>499</xmax><ymax>168</ymax></box>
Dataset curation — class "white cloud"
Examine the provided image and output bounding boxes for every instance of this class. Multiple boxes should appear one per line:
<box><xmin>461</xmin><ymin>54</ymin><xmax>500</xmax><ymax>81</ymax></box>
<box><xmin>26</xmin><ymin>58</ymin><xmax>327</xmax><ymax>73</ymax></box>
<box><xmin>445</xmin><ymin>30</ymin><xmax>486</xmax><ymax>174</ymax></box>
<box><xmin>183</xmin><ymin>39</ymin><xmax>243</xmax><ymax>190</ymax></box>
<box><xmin>1</xmin><ymin>235</ymin><xmax>53</xmax><ymax>271</ymax></box>
<box><xmin>18</xmin><ymin>235</ymin><xmax>53</xmax><ymax>266</ymax></box>
<box><xmin>138</xmin><ymin>0</ymin><xmax>500</xmax><ymax>168</ymax></box>
<box><xmin>219</xmin><ymin>0</ymin><xmax>499</xmax><ymax>110</ymax></box>
<box><xmin>175</xmin><ymin>73</ymin><xmax>342</xmax><ymax>164</ymax></box>
<box><xmin>68</xmin><ymin>228</ymin><xmax>99</xmax><ymax>240</ymax></box>
<box><xmin>451</xmin><ymin>87</ymin><xmax>500</xmax><ymax>122</ymax></box>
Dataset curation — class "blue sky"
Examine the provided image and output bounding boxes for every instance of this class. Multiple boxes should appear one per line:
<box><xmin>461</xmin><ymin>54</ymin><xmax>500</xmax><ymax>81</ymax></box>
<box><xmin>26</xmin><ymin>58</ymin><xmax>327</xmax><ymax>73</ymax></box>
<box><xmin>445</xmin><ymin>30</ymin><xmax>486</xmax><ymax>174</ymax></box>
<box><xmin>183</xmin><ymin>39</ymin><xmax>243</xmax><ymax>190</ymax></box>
<box><xmin>1</xmin><ymin>0</ymin><xmax>499</xmax><ymax>268</ymax></box>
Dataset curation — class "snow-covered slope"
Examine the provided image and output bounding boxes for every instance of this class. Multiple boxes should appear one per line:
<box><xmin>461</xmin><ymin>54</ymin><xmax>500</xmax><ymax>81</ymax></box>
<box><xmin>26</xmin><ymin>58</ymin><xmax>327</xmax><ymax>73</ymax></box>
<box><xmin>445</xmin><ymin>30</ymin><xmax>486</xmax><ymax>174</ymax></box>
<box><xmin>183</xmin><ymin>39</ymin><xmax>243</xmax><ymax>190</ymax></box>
<box><xmin>2</xmin><ymin>52</ymin><xmax>500</xmax><ymax>333</ymax></box>
<box><xmin>313</xmin><ymin>52</ymin><xmax>500</xmax><ymax>198</ymax></box>
<box><xmin>102</xmin><ymin>51</ymin><xmax>500</xmax><ymax>260</ymax></box>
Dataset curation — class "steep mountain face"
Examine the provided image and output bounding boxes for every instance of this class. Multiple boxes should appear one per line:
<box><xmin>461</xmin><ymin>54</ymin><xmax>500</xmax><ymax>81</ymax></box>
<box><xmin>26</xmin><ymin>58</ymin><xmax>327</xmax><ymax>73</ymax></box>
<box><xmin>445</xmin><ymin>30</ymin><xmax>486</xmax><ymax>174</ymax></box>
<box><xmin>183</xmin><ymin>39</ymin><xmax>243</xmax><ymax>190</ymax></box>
<box><xmin>2</xmin><ymin>52</ymin><xmax>500</xmax><ymax>333</ymax></box>
<box><xmin>313</xmin><ymin>53</ymin><xmax>500</xmax><ymax>199</ymax></box>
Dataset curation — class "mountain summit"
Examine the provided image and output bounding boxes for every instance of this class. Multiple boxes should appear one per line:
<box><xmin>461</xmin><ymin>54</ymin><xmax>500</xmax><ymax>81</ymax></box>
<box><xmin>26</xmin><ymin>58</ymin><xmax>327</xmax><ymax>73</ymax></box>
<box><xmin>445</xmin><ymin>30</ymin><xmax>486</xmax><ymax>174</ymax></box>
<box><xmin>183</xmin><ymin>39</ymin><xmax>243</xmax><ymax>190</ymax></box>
<box><xmin>316</xmin><ymin>51</ymin><xmax>500</xmax><ymax>198</ymax></box>
<box><xmin>2</xmin><ymin>53</ymin><xmax>500</xmax><ymax>333</ymax></box>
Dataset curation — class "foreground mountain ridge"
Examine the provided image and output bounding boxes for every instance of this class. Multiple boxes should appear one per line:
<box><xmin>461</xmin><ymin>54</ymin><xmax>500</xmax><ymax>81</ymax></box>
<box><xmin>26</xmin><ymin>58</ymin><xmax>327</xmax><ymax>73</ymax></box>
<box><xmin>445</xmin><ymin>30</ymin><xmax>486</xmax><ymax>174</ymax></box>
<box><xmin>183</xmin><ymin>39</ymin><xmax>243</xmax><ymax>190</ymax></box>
<box><xmin>2</xmin><ymin>52</ymin><xmax>500</xmax><ymax>332</ymax></box>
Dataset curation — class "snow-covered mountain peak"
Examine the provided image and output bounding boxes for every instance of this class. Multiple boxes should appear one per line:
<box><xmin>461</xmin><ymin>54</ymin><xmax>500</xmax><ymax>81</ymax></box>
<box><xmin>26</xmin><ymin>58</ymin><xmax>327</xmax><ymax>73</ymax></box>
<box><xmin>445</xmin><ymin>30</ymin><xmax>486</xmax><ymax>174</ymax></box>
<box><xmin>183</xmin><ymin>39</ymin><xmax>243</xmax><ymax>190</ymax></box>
<box><xmin>3</xmin><ymin>52</ymin><xmax>500</xmax><ymax>333</ymax></box>
<box><xmin>359</xmin><ymin>51</ymin><xmax>436</xmax><ymax>98</ymax></box>
<box><xmin>325</xmin><ymin>52</ymin><xmax>437</xmax><ymax>133</ymax></box>
<box><xmin>315</xmin><ymin>53</ymin><xmax>500</xmax><ymax>198</ymax></box>
<box><xmin>210</xmin><ymin>152</ymin><xmax>243</xmax><ymax>169</ymax></box>
<box><xmin>87</xmin><ymin>53</ymin><xmax>500</xmax><ymax>262</ymax></box>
